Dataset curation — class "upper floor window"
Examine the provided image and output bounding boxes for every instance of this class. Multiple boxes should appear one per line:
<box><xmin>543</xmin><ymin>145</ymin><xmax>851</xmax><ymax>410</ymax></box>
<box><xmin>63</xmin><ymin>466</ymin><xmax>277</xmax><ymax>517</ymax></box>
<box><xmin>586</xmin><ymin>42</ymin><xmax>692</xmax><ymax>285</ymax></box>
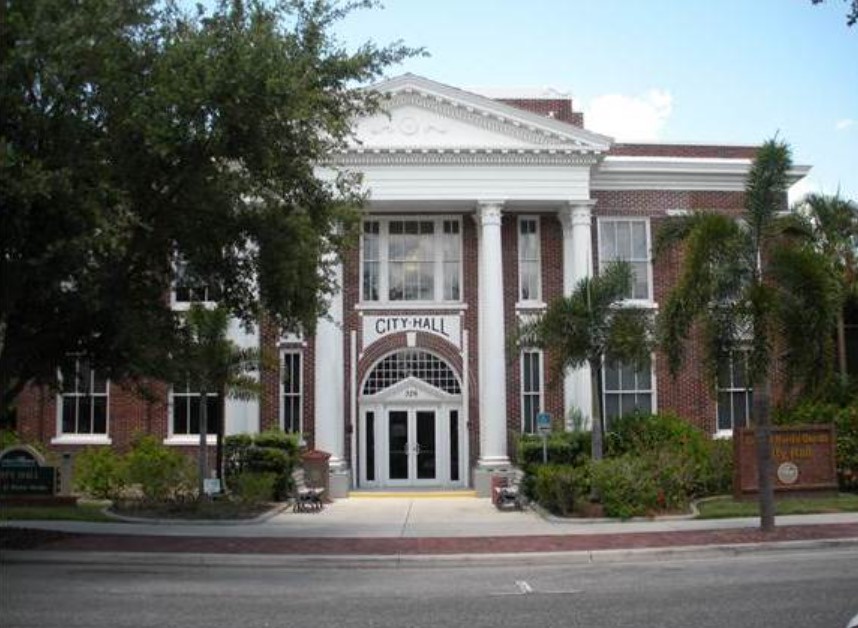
<box><xmin>361</xmin><ymin>218</ymin><xmax>462</xmax><ymax>304</ymax></box>
<box><xmin>521</xmin><ymin>350</ymin><xmax>544</xmax><ymax>433</ymax></box>
<box><xmin>58</xmin><ymin>358</ymin><xmax>109</xmax><ymax>436</ymax></box>
<box><xmin>599</xmin><ymin>219</ymin><xmax>651</xmax><ymax>301</ymax></box>
<box><xmin>716</xmin><ymin>351</ymin><xmax>752</xmax><ymax>433</ymax></box>
<box><xmin>603</xmin><ymin>357</ymin><xmax>653</xmax><ymax>426</ymax></box>
<box><xmin>518</xmin><ymin>218</ymin><xmax>541</xmax><ymax>302</ymax></box>
<box><xmin>281</xmin><ymin>351</ymin><xmax>302</xmax><ymax>434</ymax></box>
<box><xmin>173</xmin><ymin>258</ymin><xmax>222</xmax><ymax>304</ymax></box>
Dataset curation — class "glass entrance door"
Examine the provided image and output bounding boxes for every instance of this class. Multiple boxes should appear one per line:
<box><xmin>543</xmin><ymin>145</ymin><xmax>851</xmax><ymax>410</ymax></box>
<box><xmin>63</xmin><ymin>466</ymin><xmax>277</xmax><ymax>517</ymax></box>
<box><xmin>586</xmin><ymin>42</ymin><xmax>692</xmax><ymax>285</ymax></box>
<box><xmin>387</xmin><ymin>409</ymin><xmax>437</xmax><ymax>484</ymax></box>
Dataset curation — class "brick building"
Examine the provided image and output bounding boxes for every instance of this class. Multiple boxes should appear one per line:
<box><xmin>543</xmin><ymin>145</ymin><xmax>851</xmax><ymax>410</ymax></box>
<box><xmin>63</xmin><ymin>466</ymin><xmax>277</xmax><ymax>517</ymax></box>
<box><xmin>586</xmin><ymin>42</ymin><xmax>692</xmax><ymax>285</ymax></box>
<box><xmin>15</xmin><ymin>75</ymin><xmax>810</xmax><ymax>496</ymax></box>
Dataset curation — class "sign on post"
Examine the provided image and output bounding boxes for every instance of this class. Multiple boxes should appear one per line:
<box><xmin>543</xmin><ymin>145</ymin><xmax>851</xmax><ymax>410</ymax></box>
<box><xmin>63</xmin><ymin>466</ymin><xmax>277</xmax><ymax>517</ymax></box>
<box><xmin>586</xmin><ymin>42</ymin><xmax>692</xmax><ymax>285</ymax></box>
<box><xmin>536</xmin><ymin>412</ymin><xmax>552</xmax><ymax>464</ymax></box>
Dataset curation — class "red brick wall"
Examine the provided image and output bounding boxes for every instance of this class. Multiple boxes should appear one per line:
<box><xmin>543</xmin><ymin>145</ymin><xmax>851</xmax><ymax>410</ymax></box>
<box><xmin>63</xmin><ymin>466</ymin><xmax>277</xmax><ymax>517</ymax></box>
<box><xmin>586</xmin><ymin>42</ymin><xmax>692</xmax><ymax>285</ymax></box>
<box><xmin>610</xmin><ymin>144</ymin><xmax>758</xmax><ymax>159</ymax></box>
<box><xmin>497</xmin><ymin>98</ymin><xmax>584</xmax><ymax>127</ymax></box>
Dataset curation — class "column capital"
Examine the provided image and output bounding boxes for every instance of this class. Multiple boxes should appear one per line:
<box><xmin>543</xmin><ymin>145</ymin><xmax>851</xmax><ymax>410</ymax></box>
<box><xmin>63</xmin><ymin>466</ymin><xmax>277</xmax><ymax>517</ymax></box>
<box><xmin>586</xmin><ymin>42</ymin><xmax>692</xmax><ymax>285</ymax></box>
<box><xmin>558</xmin><ymin>199</ymin><xmax>597</xmax><ymax>231</ymax></box>
<box><xmin>476</xmin><ymin>200</ymin><xmax>505</xmax><ymax>226</ymax></box>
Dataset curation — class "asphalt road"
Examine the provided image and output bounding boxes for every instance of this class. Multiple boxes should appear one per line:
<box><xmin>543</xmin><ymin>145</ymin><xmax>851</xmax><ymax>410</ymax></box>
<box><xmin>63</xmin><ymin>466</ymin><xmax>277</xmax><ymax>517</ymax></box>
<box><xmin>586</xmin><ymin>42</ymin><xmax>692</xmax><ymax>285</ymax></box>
<box><xmin>3</xmin><ymin>548</ymin><xmax>858</xmax><ymax>628</ymax></box>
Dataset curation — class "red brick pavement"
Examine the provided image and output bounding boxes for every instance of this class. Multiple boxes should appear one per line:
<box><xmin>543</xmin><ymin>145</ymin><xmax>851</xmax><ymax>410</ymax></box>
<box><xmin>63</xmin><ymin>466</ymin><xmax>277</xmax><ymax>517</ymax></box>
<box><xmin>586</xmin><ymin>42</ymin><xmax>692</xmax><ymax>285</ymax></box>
<box><xmin>4</xmin><ymin>523</ymin><xmax>858</xmax><ymax>556</ymax></box>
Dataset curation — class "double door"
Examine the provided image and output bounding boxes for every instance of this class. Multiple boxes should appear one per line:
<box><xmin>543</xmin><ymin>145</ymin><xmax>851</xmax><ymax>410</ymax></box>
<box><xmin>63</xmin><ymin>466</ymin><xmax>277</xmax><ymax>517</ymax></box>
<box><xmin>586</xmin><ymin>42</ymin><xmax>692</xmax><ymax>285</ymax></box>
<box><xmin>387</xmin><ymin>408</ymin><xmax>437</xmax><ymax>484</ymax></box>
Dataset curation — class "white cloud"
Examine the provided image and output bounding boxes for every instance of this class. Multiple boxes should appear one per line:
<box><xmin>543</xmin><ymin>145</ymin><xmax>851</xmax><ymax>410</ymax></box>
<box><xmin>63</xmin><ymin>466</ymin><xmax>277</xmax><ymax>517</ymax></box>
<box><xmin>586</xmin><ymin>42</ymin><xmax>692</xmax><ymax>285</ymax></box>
<box><xmin>584</xmin><ymin>89</ymin><xmax>673</xmax><ymax>141</ymax></box>
<box><xmin>835</xmin><ymin>118</ymin><xmax>855</xmax><ymax>131</ymax></box>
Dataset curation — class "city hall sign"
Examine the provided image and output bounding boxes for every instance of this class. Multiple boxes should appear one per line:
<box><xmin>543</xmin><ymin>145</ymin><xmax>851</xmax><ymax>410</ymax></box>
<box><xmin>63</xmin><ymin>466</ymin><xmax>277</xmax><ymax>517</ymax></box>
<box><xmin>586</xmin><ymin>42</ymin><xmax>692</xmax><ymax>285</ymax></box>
<box><xmin>362</xmin><ymin>314</ymin><xmax>461</xmax><ymax>350</ymax></box>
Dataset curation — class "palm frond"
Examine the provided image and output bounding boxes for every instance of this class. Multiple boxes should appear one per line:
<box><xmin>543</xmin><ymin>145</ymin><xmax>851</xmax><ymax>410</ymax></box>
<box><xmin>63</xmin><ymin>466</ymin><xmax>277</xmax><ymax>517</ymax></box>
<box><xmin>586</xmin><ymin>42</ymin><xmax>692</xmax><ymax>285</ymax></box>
<box><xmin>745</xmin><ymin>138</ymin><xmax>792</xmax><ymax>243</ymax></box>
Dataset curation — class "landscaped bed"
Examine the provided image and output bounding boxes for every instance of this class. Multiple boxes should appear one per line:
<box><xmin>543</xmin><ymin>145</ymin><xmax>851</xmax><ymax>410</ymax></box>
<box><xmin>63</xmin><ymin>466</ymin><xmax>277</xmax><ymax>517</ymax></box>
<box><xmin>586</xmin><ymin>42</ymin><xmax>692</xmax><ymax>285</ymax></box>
<box><xmin>695</xmin><ymin>494</ymin><xmax>858</xmax><ymax>519</ymax></box>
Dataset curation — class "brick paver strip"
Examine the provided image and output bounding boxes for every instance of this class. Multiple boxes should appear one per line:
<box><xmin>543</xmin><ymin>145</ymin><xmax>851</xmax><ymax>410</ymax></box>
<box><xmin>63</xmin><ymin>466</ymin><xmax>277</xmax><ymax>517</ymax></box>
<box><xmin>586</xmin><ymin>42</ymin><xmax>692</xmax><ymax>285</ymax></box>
<box><xmin>4</xmin><ymin>523</ymin><xmax>858</xmax><ymax>555</ymax></box>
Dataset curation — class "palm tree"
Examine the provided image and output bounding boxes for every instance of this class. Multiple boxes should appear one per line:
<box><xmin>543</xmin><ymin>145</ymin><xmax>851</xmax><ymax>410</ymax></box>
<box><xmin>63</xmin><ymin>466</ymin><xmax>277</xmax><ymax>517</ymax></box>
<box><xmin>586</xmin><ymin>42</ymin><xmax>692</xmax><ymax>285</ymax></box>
<box><xmin>656</xmin><ymin>138</ymin><xmax>839</xmax><ymax>532</ymax></box>
<box><xmin>175</xmin><ymin>304</ymin><xmax>260</xmax><ymax>497</ymax></box>
<box><xmin>517</xmin><ymin>261</ymin><xmax>653</xmax><ymax>464</ymax></box>
<box><xmin>789</xmin><ymin>193</ymin><xmax>858</xmax><ymax>382</ymax></box>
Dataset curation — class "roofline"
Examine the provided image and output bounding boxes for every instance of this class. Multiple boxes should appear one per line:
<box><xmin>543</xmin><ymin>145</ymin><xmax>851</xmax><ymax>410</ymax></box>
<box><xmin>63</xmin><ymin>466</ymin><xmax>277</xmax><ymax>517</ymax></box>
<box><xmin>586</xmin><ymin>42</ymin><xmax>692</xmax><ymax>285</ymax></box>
<box><xmin>368</xmin><ymin>73</ymin><xmax>614</xmax><ymax>150</ymax></box>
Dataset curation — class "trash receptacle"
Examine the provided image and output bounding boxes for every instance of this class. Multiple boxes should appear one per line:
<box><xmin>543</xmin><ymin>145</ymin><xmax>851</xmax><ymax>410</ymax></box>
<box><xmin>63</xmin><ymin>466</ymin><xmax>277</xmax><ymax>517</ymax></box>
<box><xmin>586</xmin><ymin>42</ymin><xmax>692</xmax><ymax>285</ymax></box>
<box><xmin>301</xmin><ymin>449</ymin><xmax>331</xmax><ymax>500</ymax></box>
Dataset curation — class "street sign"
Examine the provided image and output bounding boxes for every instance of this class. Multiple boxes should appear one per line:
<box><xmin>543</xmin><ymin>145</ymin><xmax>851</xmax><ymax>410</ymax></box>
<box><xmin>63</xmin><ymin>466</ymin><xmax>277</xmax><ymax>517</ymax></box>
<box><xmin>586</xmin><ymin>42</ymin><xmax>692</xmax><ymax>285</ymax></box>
<box><xmin>536</xmin><ymin>412</ymin><xmax>552</xmax><ymax>434</ymax></box>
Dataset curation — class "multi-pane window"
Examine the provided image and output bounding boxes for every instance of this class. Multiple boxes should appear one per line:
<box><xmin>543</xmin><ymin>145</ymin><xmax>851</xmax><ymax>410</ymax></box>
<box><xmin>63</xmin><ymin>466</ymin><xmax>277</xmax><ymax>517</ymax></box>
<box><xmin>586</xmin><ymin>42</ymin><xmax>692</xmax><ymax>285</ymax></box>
<box><xmin>521</xmin><ymin>350</ymin><xmax>543</xmax><ymax>433</ymax></box>
<box><xmin>171</xmin><ymin>384</ymin><xmax>221</xmax><ymax>436</ymax></box>
<box><xmin>361</xmin><ymin>218</ymin><xmax>462</xmax><ymax>303</ymax></box>
<box><xmin>362</xmin><ymin>222</ymin><xmax>380</xmax><ymax>301</ymax></box>
<box><xmin>518</xmin><ymin>218</ymin><xmax>541</xmax><ymax>302</ymax></box>
<box><xmin>603</xmin><ymin>358</ymin><xmax>653</xmax><ymax>425</ymax></box>
<box><xmin>363</xmin><ymin>350</ymin><xmax>460</xmax><ymax>395</ymax></box>
<box><xmin>59</xmin><ymin>358</ymin><xmax>108</xmax><ymax>435</ymax></box>
<box><xmin>599</xmin><ymin>219</ymin><xmax>650</xmax><ymax>300</ymax></box>
<box><xmin>173</xmin><ymin>258</ymin><xmax>222</xmax><ymax>303</ymax></box>
<box><xmin>717</xmin><ymin>351</ymin><xmax>752</xmax><ymax>432</ymax></box>
<box><xmin>442</xmin><ymin>220</ymin><xmax>461</xmax><ymax>301</ymax></box>
<box><xmin>281</xmin><ymin>351</ymin><xmax>302</xmax><ymax>433</ymax></box>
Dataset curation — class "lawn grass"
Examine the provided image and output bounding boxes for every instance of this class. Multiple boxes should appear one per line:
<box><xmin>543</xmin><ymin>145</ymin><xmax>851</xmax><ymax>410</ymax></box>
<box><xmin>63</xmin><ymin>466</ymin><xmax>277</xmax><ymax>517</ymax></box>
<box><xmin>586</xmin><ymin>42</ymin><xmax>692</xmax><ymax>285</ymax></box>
<box><xmin>696</xmin><ymin>493</ymin><xmax>858</xmax><ymax>519</ymax></box>
<box><xmin>0</xmin><ymin>503</ymin><xmax>114</xmax><ymax>522</ymax></box>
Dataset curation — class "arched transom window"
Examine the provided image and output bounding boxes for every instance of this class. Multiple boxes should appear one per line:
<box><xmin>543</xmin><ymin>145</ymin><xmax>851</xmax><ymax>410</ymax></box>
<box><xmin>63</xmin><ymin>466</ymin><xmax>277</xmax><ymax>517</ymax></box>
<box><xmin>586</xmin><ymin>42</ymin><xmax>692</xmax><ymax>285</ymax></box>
<box><xmin>363</xmin><ymin>350</ymin><xmax>460</xmax><ymax>396</ymax></box>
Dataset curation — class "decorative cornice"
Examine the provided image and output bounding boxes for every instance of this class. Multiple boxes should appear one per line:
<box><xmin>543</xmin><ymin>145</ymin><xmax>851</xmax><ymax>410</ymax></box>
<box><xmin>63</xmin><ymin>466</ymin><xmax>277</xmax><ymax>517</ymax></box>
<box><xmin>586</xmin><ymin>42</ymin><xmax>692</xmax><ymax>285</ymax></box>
<box><xmin>592</xmin><ymin>157</ymin><xmax>811</xmax><ymax>192</ymax></box>
<box><xmin>335</xmin><ymin>150</ymin><xmax>600</xmax><ymax>167</ymax></box>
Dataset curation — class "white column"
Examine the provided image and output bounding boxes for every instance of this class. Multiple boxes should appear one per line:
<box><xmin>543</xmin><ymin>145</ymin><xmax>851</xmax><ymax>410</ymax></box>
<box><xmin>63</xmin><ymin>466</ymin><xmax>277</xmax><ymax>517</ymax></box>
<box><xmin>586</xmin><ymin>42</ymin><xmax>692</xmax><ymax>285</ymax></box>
<box><xmin>314</xmin><ymin>259</ymin><xmax>345</xmax><ymax>469</ymax></box>
<box><xmin>477</xmin><ymin>201</ymin><xmax>510</xmax><ymax>468</ymax></box>
<box><xmin>559</xmin><ymin>201</ymin><xmax>596</xmax><ymax>430</ymax></box>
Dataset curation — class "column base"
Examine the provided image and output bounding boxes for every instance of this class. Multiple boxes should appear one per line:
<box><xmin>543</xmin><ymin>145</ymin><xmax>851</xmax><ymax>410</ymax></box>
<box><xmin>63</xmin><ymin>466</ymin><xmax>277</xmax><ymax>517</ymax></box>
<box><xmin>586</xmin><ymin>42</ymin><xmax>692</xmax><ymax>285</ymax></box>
<box><xmin>473</xmin><ymin>458</ymin><xmax>513</xmax><ymax>497</ymax></box>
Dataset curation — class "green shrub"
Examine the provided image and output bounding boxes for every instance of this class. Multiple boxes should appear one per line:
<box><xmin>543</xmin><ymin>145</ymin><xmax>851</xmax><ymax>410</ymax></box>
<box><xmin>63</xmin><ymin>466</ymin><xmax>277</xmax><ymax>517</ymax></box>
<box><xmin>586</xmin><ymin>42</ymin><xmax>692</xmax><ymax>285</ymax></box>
<box><xmin>533</xmin><ymin>464</ymin><xmax>588</xmax><ymax>516</ymax></box>
<box><xmin>224</xmin><ymin>430</ymin><xmax>300</xmax><ymax>500</ymax></box>
<box><xmin>125</xmin><ymin>435</ymin><xmax>197</xmax><ymax>505</ymax></box>
<box><xmin>517</xmin><ymin>431</ymin><xmax>591</xmax><ymax>468</ymax></box>
<box><xmin>231</xmin><ymin>472</ymin><xmax>277</xmax><ymax>505</ymax></box>
<box><xmin>699</xmin><ymin>437</ymin><xmax>734</xmax><ymax>495</ymax></box>
<box><xmin>775</xmin><ymin>400</ymin><xmax>858</xmax><ymax>491</ymax></box>
<box><xmin>590</xmin><ymin>455</ymin><xmax>659</xmax><ymax>519</ymax></box>
<box><xmin>74</xmin><ymin>447</ymin><xmax>127</xmax><ymax>500</ymax></box>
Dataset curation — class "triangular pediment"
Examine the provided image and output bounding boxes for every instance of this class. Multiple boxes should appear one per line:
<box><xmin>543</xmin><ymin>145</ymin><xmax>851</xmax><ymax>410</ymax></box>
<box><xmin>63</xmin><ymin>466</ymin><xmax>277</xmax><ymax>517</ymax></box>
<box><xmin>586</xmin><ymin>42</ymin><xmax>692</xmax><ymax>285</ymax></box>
<box><xmin>348</xmin><ymin>74</ymin><xmax>611</xmax><ymax>154</ymax></box>
<box><xmin>362</xmin><ymin>376</ymin><xmax>460</xmax><ymax>403</ymax></box>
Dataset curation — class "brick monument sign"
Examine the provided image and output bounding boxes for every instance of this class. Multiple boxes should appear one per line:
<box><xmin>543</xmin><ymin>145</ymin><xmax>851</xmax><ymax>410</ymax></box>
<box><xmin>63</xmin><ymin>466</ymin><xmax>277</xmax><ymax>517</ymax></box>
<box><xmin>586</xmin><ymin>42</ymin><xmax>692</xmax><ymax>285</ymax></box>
<box><xmin>734</xmin><ymin>425</ymin><xmax>838</xmax><ymax>499</ymax></box>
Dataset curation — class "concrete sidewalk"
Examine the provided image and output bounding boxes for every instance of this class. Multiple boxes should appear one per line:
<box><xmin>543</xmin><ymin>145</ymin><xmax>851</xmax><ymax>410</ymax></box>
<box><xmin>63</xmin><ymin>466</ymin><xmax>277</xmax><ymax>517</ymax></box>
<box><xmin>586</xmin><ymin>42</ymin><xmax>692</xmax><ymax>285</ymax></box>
<box><xmin>2</xmin><ymin>496</ymin><xmax>858</xmax><ymax>558</ymax></box>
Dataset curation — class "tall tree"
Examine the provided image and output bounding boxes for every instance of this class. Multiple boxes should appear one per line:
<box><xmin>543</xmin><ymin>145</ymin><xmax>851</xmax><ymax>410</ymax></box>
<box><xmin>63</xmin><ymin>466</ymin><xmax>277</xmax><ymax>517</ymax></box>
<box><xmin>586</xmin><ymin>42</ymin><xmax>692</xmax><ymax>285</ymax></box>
<box><xmin>657</xmin><ymin>138</ymin><xmax>839</xmax><ymax>532</ymax></box>
<box><xmin>811</xmin><ymin>0</ymin><xmax>858</xmax><ymax>26</ymax></box>
<box><xmin>0</xmin><ymin>0</ymin><xmax>418</xmax><ymax>421</ymax></box>
<box><xmin>788</xmin><ymin>193</ymin><xmax>858</xmax><ymax>382</ymax></box>
<box><xmin>517</xmin><ymin>262</ymin><xmax>653</xmax><ymax>465</ymax></box>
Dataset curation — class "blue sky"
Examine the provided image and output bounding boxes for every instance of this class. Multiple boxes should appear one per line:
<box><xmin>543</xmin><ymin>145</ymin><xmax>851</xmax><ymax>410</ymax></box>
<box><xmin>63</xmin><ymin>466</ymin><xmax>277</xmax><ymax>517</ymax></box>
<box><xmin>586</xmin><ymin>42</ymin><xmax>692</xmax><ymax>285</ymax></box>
<box><xmin>333</xmin><ymin>0</ymin><xmax>858</xmax><ymax>202</ymax></box>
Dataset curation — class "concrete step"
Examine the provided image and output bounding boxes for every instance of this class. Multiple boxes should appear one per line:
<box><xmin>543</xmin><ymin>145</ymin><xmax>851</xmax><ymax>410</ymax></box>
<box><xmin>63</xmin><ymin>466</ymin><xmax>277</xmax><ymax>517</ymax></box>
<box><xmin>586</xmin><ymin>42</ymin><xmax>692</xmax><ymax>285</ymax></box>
<box><xmin>348</xmin><ymin>490</ymin><xmax>478</xmax><ymax>499</ymax></box>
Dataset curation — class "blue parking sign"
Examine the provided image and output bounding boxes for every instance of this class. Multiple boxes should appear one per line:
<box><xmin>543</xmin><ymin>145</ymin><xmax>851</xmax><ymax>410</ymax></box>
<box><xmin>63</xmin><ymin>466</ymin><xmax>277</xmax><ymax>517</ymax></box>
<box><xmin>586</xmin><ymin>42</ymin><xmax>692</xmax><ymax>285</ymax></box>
<box><xmin>536</xmin><ymin>412</ymin><xmax>551</xmax><ymax>433</ymax></box>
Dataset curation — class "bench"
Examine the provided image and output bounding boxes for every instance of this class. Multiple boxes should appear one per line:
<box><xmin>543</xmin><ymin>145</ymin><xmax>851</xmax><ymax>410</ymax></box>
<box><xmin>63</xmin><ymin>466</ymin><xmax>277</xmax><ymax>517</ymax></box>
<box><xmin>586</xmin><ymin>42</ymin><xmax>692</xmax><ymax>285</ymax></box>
<box><xmin>291</xmin><ymin>467</ymin><xmax>325</xmax><ymax>512</ymax></box>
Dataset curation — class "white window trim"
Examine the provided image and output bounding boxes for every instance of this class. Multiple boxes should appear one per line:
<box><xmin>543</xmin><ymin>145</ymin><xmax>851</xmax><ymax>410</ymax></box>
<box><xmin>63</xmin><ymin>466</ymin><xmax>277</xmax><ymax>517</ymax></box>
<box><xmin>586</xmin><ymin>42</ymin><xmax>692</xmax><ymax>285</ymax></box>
<box><xmin>165</xmin><ymin>384</ymin><xmax>218</xmax><ymax>445</ymax></box>
<box><xmin>520</xmin><ymin>349</ymin><xmax>545</xmax><ymax>434</ymax></box>
<box><xmin>280</xmin><ymin>350</ymin><xmax>303</xmax><ymax>434</ymax></box>
<box><xmin>602</xmin><ymin>355</ymin><xmax>658</xmax><ymax>422</ymax></box>
<box><xmin>359</xmin><ymin>215</ymin><xmax>463</xmax><ymax>306</ymax></box>
<box><xmin>54</xmin><ymin>360</ymin><xmax>111</xmax><ymax>442</ymax></box>
<box><xmin>597</xmin><ymin>217</ymin><xmax>655</xmax><ymax>306</ymax></box>
<box><xmin>715</xmin><ymin>352</ymin><xmax>753</xmax><ymax>438</ymax></box>
<box><xmin>517</xmin><ymin>216</ymin><xmax>542</xmax><ymax>305</ymax></box>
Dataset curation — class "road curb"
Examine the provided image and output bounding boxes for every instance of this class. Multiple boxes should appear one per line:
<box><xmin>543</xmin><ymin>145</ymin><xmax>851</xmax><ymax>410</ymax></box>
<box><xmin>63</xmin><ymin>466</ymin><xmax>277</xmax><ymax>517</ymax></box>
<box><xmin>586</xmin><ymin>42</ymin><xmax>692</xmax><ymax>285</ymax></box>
<box><xmin>4</xmin><ymin>537</ymin><xmax>857</xmax><ymax>569</ymax></box>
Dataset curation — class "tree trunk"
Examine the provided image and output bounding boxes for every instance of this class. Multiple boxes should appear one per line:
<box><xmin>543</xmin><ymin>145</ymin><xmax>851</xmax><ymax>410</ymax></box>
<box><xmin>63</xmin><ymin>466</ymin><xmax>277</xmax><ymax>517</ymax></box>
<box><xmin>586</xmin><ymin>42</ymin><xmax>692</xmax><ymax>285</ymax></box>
<box><xmin>216</xmin><ymin>386</ymin><xmax>226</xmax><ymax>484</ymax></box>
<box><xmin>836</xmin><ymin>308</ymin><xmax>848</xmax><ymax>379</ymax></box>
<box><xmin>752</xmin><ymin>379</ymin><xmax>776</xmax><ymax>532</ymax></box>
<box><xmin>589</xmin><ymin>361</ymin><xmax>604</xmax><ymax>462</ymax></box>
<box><xmin>198</xmin><ymin>387</ymin><xmax>208</xmax><ymax>500</ymax></box>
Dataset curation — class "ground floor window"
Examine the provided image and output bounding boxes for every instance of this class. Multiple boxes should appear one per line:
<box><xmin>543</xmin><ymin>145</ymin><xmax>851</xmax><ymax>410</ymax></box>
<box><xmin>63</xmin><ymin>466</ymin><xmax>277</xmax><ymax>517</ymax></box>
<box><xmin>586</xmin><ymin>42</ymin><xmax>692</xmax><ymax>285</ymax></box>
<box><xmin>521</xmin><ymin>350</ymin><xmax>543</xmax><ymax>433</ymax></box>
<box><xmin>717</xmin><ymin>351</ymin><xmax>752</xmax><ymax>433</ymax></box>
<box><xmin>58</xmin><ymin>357</ymin><xmax>109</xmax><ymax>436</ymax></box>
<box><xmin>603</xmin><ymin>357</ymin><xmax>653</xmax><ymax>425</ymax></box>
<box><xmin>171</xmin><ymin>384</ymin><xmax>221</xmax><ymax>435</ymax></box>
<box><xmin>281</xmin><ymin>351</ymin><xmax>302</xmax><ymax>433</ymax></box>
